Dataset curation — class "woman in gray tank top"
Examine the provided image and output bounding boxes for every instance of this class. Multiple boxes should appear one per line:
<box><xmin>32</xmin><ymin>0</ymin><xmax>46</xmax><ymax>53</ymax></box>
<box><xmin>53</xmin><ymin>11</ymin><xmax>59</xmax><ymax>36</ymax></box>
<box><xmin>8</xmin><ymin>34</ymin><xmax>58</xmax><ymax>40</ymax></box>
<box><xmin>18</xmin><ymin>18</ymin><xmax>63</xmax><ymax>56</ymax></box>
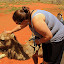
<box><xmin>6</xmin><ymin>6</ymin><xmax>64</xmax><ymax>64</ymax></box>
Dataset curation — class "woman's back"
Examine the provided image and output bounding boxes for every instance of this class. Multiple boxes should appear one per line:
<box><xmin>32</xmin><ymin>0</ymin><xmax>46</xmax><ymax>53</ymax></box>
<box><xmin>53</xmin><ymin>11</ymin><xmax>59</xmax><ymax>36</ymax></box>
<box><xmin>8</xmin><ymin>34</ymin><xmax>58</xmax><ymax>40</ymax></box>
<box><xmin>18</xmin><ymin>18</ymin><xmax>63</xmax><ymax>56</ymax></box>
<box><xmin>30</xmin><ymin>10</ymin><xmax>64</xmax><ymax>42</ymax></box>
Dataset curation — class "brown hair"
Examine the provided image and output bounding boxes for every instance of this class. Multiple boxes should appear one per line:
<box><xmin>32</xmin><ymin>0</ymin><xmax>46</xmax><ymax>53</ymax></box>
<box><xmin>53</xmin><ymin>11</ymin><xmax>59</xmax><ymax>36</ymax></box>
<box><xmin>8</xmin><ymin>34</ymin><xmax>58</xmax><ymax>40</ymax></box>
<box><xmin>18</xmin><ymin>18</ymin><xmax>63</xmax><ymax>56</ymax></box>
<box><xmin>12</xmin><ymin>6</ymin><xmax>31</xmax><ymax>24</ymax></box>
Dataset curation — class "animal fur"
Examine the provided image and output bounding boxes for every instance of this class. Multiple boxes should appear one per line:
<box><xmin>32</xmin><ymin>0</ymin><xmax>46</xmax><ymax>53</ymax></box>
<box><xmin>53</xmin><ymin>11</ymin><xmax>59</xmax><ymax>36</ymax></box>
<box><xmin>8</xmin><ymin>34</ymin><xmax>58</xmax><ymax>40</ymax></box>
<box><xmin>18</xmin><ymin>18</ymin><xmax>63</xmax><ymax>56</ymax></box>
<box><xmin>0</xmin><ymin>32</ymin><xmax>43</xmax><ymax>60</ymax></box>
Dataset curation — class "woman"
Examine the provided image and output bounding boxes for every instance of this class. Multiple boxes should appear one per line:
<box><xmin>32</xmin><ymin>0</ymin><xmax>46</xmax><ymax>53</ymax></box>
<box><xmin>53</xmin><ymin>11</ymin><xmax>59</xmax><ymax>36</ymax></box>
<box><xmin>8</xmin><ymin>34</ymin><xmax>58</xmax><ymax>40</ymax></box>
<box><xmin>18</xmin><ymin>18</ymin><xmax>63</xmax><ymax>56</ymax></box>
<box><xmin>6</xmin><ymin>6</ymin><xmax>64</xmax><ymax>64</ymax></box>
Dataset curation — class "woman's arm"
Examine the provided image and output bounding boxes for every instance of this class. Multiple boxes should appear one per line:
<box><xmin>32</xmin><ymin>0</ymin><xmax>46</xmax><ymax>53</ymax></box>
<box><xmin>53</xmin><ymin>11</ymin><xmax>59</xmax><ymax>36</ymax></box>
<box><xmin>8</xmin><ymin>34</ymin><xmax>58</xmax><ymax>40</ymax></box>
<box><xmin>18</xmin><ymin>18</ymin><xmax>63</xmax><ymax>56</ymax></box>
<box><xmin>6</xmin><ymin>25</ymin><xmax>22</xmax><ymax>34</ymax></box>
<box><xmin>6</xmin><ymin>22</ymin><xmax>28</xmax><ymax>34</ymax></box>
<box><xmin>6</xmin><ymin>20</ymin><xmax>29</xmax><ymax>34</ymax></box>
<box><xmin>32</xmin><ymin>14</ymin><xmax>53</xmax><ymax>44</ymax></box>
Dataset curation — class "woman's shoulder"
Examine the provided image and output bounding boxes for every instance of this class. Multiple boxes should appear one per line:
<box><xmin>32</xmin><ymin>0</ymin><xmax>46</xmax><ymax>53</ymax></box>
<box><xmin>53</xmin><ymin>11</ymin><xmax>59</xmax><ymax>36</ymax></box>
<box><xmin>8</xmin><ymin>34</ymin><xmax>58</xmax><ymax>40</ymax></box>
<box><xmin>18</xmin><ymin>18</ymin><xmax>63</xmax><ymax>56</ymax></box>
<box><xmin>33</xmin><ymin>12</ymin><xmax>45</xmax><ymax>21</ymax></box>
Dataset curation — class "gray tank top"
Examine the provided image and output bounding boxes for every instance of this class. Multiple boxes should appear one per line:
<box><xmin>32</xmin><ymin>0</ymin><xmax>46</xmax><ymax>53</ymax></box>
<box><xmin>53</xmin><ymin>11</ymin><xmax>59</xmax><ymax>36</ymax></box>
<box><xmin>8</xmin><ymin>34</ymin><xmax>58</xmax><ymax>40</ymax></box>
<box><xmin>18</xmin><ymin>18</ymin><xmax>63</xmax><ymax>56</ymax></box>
<box><xmin>29</xmin><ymin>10</ymin><xmax>64</xmax><ymax>42</ymax></box>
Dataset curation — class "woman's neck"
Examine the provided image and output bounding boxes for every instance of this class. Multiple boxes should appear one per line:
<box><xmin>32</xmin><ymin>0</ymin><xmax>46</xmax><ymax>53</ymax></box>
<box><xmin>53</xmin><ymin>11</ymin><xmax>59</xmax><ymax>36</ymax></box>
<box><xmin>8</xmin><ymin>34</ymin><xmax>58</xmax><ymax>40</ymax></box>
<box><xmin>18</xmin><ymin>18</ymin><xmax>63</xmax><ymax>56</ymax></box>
<box><xmin>29</xmin><ymin>10</ymin><xmax>37</xmax><ymax>26</ymax></box>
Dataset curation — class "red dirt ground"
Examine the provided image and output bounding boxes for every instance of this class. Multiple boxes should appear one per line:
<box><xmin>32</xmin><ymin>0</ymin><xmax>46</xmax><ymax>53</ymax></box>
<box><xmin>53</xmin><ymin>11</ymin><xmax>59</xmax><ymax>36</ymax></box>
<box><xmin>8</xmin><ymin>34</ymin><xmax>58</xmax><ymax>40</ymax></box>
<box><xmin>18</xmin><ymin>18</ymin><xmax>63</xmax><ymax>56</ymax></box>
<box><xmin>0</xmin><ymin>2</ymin><xmax>64</xmax><ymax>64</ymax></box>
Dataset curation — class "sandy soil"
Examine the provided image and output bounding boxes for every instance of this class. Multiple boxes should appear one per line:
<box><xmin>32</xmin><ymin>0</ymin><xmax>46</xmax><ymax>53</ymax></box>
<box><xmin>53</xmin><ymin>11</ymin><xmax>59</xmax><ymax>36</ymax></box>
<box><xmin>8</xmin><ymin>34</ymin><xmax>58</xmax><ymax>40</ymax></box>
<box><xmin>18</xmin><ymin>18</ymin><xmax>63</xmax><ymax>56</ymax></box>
<box><xmin>0</xmin><ymin>2</ymin><xmax>64</xmax><ymax>64</ymax></box>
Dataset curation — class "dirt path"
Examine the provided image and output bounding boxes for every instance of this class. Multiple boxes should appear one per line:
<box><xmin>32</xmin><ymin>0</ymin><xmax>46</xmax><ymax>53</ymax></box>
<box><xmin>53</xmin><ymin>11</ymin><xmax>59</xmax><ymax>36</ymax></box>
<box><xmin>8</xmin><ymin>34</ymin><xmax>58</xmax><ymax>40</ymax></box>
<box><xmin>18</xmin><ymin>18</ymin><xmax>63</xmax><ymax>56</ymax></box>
<box><xmin>0</xmin><ymin>2</ymin><xmax>64</xmax><ymax>64</ymax></box>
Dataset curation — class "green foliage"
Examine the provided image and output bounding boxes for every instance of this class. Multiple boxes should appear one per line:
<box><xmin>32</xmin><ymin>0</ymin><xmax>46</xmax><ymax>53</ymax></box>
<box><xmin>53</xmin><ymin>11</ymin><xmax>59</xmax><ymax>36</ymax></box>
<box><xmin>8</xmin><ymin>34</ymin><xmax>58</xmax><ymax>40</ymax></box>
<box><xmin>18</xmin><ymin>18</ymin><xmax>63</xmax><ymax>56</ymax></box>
<box><xmin>0</xmin><ymin>0</ymin><xmax>64</xmax><ymax>5</ymax></box>
<box><xmin>0</xmin><ymin>0</ymin><xmax>64</xmax><ymax>14</ymax></box>
<box><xmin>7</xmin><ymin>7</ymin><xmax>21</xmax><ymax>12</ymax></box>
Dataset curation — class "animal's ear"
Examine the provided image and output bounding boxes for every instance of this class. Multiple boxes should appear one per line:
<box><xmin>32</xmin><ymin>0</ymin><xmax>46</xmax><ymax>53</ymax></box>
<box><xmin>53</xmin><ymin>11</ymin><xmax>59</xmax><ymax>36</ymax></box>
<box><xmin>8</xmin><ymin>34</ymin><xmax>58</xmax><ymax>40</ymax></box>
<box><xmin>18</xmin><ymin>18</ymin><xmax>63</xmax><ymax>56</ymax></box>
<box><xmin>10</xmin><ymin>33</ymin><xmax>17</xmax><ymax>40</ymax></box>
<box><xmin>10</xmin><ymin>33</ymin><xmax>15</xmax><ymax>38</ymax></box>
<box><xmin>0</xmin><ymin>36</ymin><xmax>5</xmax><ymax>40</ymax></box>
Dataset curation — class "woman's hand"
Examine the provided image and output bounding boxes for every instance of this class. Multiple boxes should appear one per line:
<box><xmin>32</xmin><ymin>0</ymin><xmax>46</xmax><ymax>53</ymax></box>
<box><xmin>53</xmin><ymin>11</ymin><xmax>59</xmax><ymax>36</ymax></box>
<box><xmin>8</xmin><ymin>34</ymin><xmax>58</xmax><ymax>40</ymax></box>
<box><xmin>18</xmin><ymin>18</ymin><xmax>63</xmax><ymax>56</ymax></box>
<box><xmin>3</xmin><ymin>25</ymin><xmax>22</xmax><ymax>34</ymax></box>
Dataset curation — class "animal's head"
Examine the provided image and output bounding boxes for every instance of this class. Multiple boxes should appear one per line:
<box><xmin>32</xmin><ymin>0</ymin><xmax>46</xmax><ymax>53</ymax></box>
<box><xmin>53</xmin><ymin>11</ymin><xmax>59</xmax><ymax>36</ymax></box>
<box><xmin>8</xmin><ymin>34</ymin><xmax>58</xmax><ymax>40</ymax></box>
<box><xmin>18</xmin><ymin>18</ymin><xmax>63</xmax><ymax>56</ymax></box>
<box><xmin>0</xmin><ymin>32</ymin><xmax>15</xmax><ymax>48</ymax></box>
<box><xmin>0</xmin><ymin>32</ymin><xmax>34</xmax><ymax>60</ymax></box>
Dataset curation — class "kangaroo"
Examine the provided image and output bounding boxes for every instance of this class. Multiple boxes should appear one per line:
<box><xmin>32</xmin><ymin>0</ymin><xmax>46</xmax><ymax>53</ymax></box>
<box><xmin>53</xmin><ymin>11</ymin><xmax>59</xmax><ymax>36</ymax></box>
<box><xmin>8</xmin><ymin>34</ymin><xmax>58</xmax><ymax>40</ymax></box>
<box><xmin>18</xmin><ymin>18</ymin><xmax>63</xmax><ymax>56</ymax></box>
<box><xmin>0</xmin><ymin>32</ymin><xmax>43</xmax><ymax>64</ymax></box>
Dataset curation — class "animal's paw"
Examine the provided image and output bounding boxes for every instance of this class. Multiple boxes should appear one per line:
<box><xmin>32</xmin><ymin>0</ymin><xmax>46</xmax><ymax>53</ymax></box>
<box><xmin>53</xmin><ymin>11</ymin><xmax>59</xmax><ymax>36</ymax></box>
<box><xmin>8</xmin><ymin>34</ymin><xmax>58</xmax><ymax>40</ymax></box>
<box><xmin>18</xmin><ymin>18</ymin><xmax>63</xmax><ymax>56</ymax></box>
<box><xmin>0</xmin><ymin>54</ymin><xmax>6</xmax><ymax>59</ymax></box>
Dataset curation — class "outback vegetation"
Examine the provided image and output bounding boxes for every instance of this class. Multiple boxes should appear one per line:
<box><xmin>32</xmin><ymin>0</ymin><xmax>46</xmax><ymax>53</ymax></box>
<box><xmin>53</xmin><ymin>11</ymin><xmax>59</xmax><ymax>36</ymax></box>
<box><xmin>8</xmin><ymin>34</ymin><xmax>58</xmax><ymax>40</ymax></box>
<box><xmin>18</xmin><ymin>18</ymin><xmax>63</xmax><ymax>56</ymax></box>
<box><xmin>0</xmin><ymin>0</ymin><xmax>64</xmax><ymax>14</ymax></box>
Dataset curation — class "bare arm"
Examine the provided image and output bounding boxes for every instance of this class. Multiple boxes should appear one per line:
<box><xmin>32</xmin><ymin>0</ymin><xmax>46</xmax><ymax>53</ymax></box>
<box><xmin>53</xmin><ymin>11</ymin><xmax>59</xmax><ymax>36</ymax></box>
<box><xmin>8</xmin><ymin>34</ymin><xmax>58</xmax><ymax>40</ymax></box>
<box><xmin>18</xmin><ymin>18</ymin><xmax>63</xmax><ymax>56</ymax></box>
<box><xmin>32</xmin><ymin>14</ymin><xmax>53</xmax><ymax>44</ymax></box>
<box><xmin>6</xmin><ymin>23</ymin><xmax>28</xmax><ymax>34</ymax></box>
<box><xmin>10</xmin><ymin>25</ymin><xmax>22</xmax><ymax>33</ymax></box>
